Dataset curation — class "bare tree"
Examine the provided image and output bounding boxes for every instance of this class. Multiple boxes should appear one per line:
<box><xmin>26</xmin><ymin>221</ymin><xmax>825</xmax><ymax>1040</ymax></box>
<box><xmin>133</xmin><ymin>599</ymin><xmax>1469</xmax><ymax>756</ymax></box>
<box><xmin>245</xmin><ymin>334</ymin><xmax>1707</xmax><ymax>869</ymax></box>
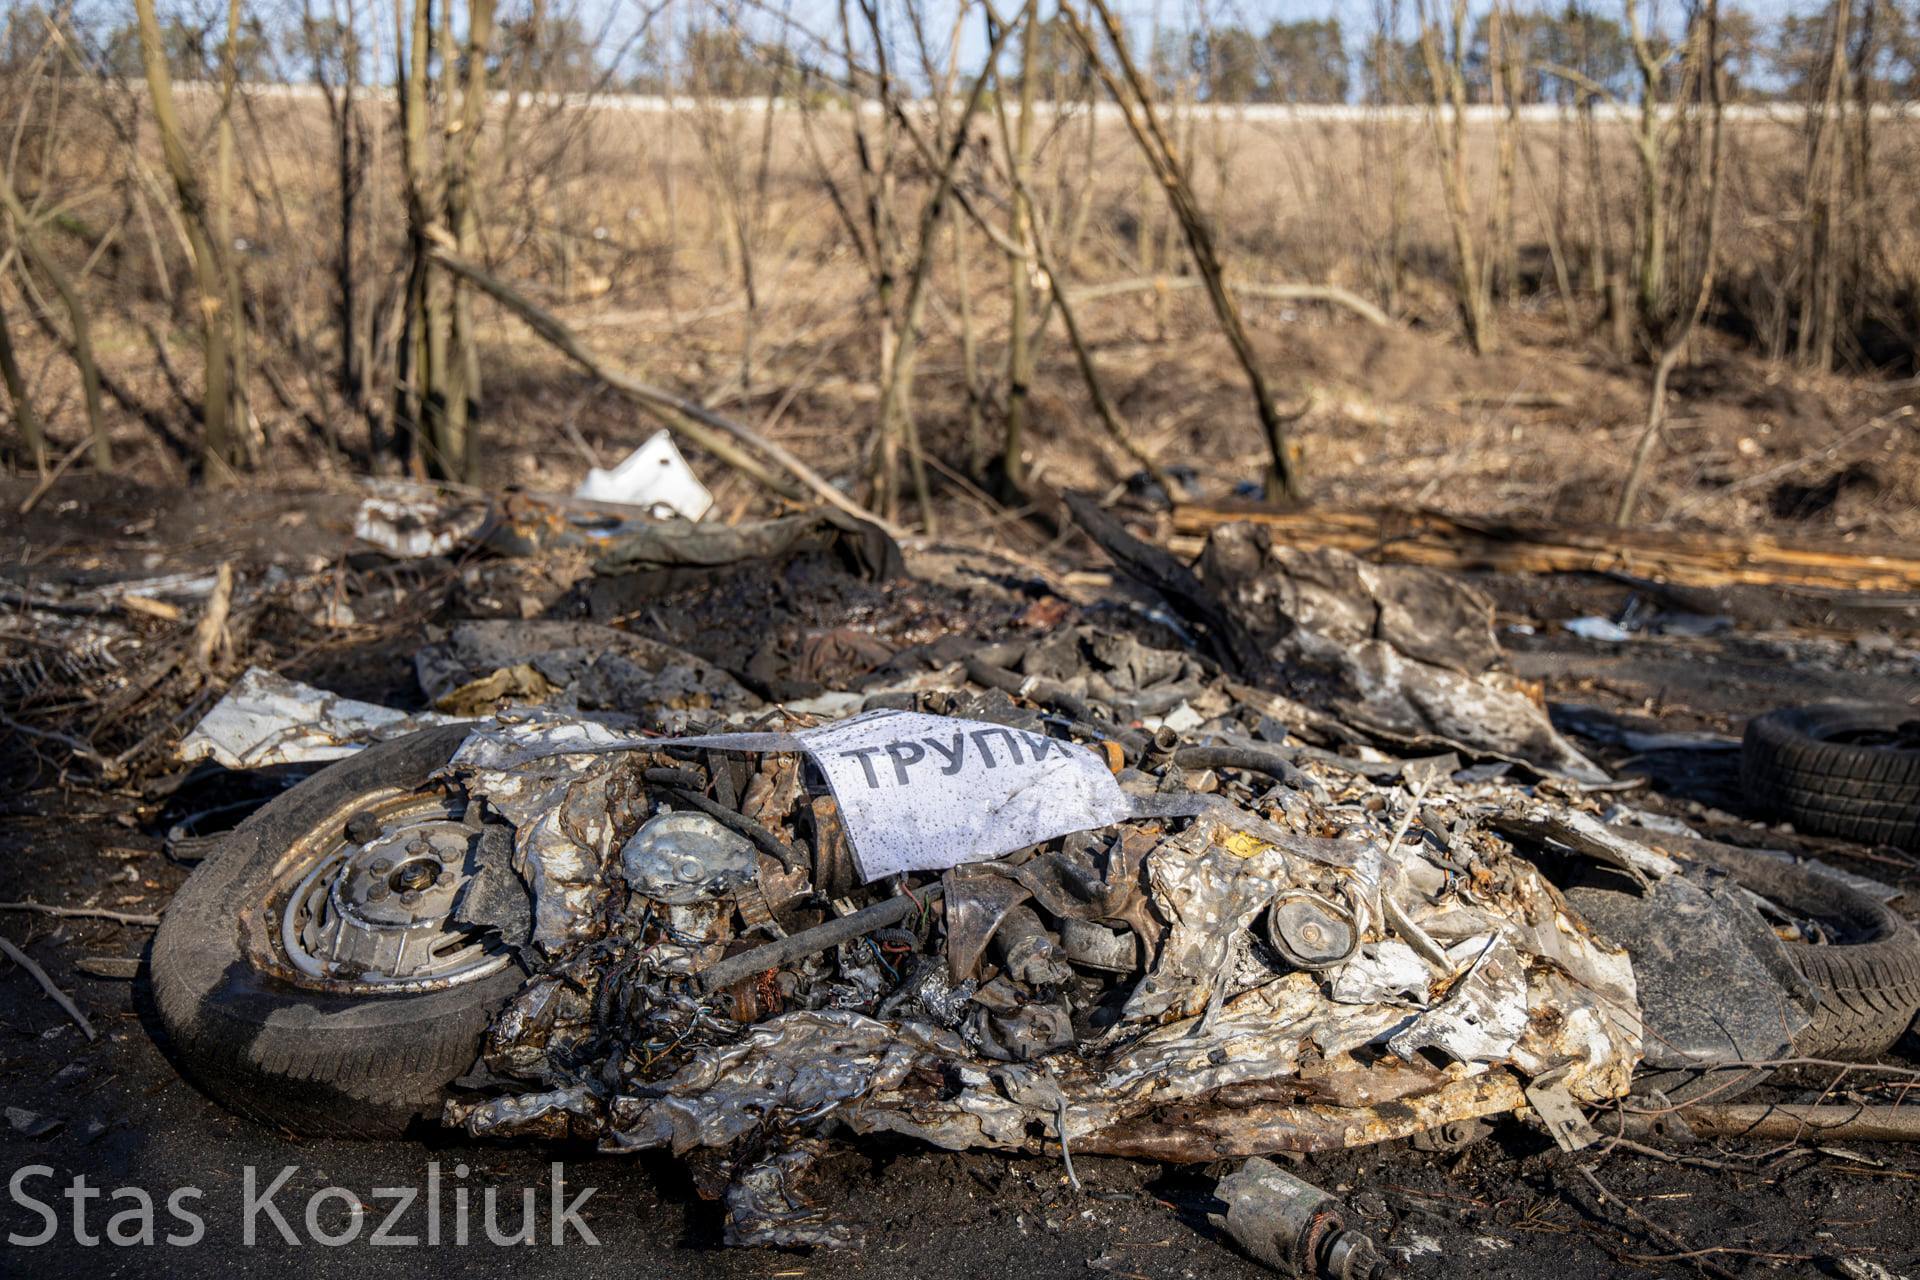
<box><xmin>1001</xmin><ymin>0</ymin><xmax>1038</xmax><ymax>496</ymax></box>
<box><xmin>215</xmin><ymin>0</ymin><xmax>251</xmax><ymax>459</ymax></box>
<box><xmin>1625</xmin><ymin>0</ymin><xmax>1672</xmax><ymax>344</ymax></box>
<box><xmin>1615</xmin><ymin>0</ymin><xmax>1725</xmax><ymax>525</ymax></box>
<box><xmin>300</xmin><ymin>0</ymin><xmax>371</xmax><ymax>418</ymax></box>
<box><xmin>133</xmin><ymin>0</ymin><xmax>237</xmax><ymax>475</ymax></box>
<box><xmin>1487</xmin><ymin>1</ymin><xmax>1523</xmax><ymax>303</ymax></box>
<box><xmin>1416</xmin><ymin>0</ymin><xmax>1493</xmax><ymax>353</ymax></box>
<box><xmin>1364</xmin><ymin>0</ymin><xmax>1414</xmax><ymax>316</ymax></box>
<box><xmin>394</xmin><ymin>0</ymin><xmax>438</xmax><ymax>474</ymax></box>
<box><xmin>1796</xmin><ymin>0</ymin><xmax>1860</xmax><ymax>372</ymax></box>
<box><xmin>0</xmin><ymin>285</ymin><xmax>46</xmax><ymax>471</ymax></box>
<box><xmin>685</xmin><ymin>19</ymin><xmax>786</xmax><ymax>394</ymax></box>
<box><xmin>1</xmin><ymin>177</ymin><xmax>108</xmax><ymax>468</ymax></box>
<box><xmin>868</xmin><ymin>3</ymin><xmax>1017</xmax><ymax>528</ymax></box>
<box><xmin>390</xmin><ymin>0</ymin><xmax>493</xmax><ymax>480</ymax></box>
<box><xmin>440</xmin><ymin>0</ymin><xmax>495</xmax><ymax>480</ymax></box>
<box><xmin>1064</xmin><ymin>0</ymin><xmax>1305</xmax><ymax>500</ymax></box>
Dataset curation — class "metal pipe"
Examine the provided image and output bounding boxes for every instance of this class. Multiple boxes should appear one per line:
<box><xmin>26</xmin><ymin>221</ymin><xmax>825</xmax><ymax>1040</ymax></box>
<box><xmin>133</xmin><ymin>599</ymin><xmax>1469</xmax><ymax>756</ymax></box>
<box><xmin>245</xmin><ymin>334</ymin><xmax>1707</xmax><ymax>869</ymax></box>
<box><xmin>1173</xmin><ymin>743</ymin><xmax>1313</xmax><ymax>790</ymax></box>
<box><xmin>694</xmin><ymin>885</ymin><xmax>943</xmax><ymax>995</ymax></box>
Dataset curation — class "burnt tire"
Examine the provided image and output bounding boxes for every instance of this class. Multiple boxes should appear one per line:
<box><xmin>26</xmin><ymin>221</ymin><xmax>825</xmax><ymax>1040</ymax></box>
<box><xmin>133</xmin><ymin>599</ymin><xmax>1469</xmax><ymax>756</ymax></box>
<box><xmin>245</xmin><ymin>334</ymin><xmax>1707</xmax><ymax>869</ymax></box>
<box><xmin>1705</xmin><ymin>844</ymin><xmax>1920</xmax><ymax>1060</ymax></box>
<box><xmin>152</xmin><ymin>725</ymin><xmax>524</xmax><ymax>1138</ymax></box>
<box><xmin>1742</xmin><ymin>703</ymin><xmax>1920</xmax><ymax>850</ymax></box>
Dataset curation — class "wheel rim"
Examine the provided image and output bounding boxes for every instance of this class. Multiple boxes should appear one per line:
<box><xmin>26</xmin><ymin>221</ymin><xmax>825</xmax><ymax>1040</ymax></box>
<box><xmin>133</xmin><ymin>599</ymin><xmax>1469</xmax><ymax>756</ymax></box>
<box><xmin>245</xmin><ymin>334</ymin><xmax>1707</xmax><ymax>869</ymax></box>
<box><xmin>1822</xmin><ymin>721</ymin><xmax>1920</xmax><ymax>751</ymax></box>
<box><xmin>265</xmin><ymin>790</ymin><xmax>516</xmax><ymax>995</ymax></box>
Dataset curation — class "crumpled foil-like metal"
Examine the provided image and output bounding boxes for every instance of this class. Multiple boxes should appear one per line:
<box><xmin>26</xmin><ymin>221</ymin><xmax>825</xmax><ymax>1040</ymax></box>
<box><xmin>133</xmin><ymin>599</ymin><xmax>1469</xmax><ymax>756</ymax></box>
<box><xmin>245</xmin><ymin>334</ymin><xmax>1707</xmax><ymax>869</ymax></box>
<box><xmin>451</xmin><ymin>718</ymin><xmax>649</xmax><ymax>952</ymax></box>
<box><xmin>446</xmin><ymin>738</ymin><xmax>1646</xmax><ymax>1234</ymax></box>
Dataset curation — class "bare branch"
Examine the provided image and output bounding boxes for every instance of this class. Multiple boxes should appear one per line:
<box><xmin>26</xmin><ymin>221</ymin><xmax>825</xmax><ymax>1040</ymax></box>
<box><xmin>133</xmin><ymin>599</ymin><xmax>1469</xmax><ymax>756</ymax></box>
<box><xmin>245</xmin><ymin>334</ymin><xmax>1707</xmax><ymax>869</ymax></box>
<box><xmin>428</xmin><ymin>246</ymin><xmax>903</xmax><ymax>536</ymax></box>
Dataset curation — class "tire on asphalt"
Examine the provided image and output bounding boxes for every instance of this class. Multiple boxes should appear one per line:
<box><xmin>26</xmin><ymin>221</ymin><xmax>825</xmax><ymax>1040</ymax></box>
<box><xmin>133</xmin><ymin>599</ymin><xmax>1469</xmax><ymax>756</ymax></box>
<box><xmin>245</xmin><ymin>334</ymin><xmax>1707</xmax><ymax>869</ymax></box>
<box><xmin>151</xmin><ymin>724</ymin><xmax>525</xmax><ymax>1138</ymax></box>
<box><xmin>1705</xmin><ymin>843</ymin><xmax>1920</xmax><ymax>1060</ymax></box>
<box><xmin>1742</xmin><ymin>703</ymin><xmax>1920</xmax><ymax>851</ymax></box>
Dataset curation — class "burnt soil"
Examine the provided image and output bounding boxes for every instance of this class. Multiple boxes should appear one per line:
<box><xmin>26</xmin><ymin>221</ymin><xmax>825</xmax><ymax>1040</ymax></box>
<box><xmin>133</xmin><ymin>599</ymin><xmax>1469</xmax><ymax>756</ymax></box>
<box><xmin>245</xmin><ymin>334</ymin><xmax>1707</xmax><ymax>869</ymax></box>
<box><xmin>3</xmin><ymin>479</ymin><xmax>1920</xmax><ymax>1278</ymax></box>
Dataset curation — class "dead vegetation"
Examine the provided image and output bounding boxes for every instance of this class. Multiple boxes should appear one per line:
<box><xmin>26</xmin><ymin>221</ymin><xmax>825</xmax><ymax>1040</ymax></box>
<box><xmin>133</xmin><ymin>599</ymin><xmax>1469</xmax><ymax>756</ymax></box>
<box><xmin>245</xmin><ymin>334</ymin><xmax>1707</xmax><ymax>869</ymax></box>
<box><xmin>0</xmin><ymin>1</ymin><xmax>1916</xmax><ymax>538</ymax></box>
<box><xmin>3</xmin><ymin>12</ymin><xmax>1920</xmax><ymax>1276</ymax></box>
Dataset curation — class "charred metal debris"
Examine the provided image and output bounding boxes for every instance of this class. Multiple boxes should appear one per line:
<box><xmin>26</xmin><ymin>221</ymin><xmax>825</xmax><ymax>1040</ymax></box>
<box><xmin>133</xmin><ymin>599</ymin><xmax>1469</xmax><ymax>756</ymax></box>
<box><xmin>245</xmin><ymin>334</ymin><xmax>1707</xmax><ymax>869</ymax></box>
<box><xmin>421</xmin><ymin>672</ymin><xmax>1668</xmax><ymax>1250</ymax></box>
<box><xmin>45</xmin><ymin>490</ymin><xmax>1909</xmax><ymax>1260</ymax></box>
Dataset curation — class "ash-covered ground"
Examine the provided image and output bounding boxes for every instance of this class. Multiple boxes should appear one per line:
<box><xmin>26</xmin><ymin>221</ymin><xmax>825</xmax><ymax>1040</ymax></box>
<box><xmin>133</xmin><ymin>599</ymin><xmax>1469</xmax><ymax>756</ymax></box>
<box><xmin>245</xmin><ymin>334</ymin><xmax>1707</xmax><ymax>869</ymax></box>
<box><xmin>3</xmin><ymin>477</ymin><xmax>1918</xmax><ymax>1279</ymax></box>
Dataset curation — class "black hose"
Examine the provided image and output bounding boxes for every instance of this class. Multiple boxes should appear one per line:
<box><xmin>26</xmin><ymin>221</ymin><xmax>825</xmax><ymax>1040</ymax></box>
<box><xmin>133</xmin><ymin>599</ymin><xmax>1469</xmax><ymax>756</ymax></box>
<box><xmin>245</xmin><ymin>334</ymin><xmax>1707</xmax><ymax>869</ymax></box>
<box><xmin>695</xmin><ymin>885</ymin><xmax>944</xmax><ymax>995</ymax></box>
<box><xmin>1173</xmin><ymin>744</ymin><xmax>1313</xmax><ymax>790</ymax></box>
<box><xmin>963</xmin><ymin>656</ymin><xmax>1148</xmax><ymax>759</ymax></box>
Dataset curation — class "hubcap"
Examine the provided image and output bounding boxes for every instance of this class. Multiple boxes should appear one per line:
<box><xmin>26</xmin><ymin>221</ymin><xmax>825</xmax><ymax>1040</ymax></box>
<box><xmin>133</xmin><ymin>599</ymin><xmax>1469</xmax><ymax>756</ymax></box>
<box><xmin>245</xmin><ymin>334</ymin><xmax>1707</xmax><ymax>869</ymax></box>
<box><xmin>275</xmin><ymin>796</ymin><xmax>514</xmax><ymax>994</ymax></box>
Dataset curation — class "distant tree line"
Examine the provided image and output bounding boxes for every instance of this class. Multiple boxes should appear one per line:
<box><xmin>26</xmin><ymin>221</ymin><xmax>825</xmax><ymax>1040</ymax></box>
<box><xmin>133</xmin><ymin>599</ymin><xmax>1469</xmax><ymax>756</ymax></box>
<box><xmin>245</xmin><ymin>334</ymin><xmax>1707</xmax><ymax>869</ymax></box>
<box><xmin>4</xmin><ymin>1</ymin><xmax>1914</xmax><ymax>103</ymax></box>
<box><xmin>1168</xmin><ymin>6</ymin><xmax>1920</xmax><ymax>105</ymax></box>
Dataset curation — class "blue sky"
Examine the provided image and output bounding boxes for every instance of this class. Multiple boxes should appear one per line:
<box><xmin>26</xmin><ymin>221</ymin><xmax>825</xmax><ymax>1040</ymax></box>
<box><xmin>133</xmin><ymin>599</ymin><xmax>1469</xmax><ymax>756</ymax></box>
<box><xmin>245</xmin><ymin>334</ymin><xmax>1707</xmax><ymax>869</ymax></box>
<box><xmin>634</xmin><ymin>0</ymin><xmax>1844</xmax><ymax>86</ymax></box>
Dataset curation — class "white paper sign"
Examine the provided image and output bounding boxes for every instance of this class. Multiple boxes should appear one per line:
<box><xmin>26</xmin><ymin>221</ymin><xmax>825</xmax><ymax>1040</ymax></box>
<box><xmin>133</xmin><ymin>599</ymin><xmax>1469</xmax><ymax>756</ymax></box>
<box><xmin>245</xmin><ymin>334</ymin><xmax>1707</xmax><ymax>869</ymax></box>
<box><xmin>449</xmin><ymin>709</ymin><xmax>1200</xmax><ymax>885</ymax></box>
<box><xmin>789</xmin><ymin>710</ymin><xmax>1139</xmax><ymax>880</ymax></box>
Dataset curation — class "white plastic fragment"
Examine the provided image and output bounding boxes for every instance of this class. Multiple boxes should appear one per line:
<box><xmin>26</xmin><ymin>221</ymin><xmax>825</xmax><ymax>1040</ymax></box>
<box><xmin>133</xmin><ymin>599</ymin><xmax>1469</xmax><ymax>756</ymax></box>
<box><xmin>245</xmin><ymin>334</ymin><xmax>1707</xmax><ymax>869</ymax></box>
<box><xmin>178</xmin><ymin>667</ymin><xmax>465</xmax><ymax>768</ymax></box>
<box><xmin>1143</xmin><ymin>701</ymin><xmax>1204</xmax><ymax>733</ymax></box>
<box><xmin>574</xmin><ymin>429</ymin><xmax>714</xmax><ymax>521</ymax></box>
<box><xmin>778</xmin><ymin>691</ymin><xmax>866</xmax><ymax>717</ymax></box>
<box><xmin>106</xmin><ymin>571</ymin><xmax>224</xmax><ymax>601</ymax></box>
<box><xmin>1564</xmin><ymin>615</ymin><xmax>1632</xmax><ymax>641</ymax></box>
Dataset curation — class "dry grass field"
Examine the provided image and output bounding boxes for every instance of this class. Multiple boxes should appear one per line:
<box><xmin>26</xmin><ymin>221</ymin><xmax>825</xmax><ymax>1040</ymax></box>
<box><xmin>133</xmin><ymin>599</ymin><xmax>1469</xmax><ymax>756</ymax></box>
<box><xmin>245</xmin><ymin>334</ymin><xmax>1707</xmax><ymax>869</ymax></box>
<box><xmin>6</xmin><ymin>65</ymin><xmax>1917</xmax><ymax>545</ymax></box>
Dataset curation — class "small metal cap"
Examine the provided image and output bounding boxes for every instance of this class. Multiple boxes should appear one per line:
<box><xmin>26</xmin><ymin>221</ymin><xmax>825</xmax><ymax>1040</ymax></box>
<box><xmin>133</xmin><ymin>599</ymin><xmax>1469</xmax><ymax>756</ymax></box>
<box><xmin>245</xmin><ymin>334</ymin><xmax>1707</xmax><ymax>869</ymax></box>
<box><xmin>1266</xmin><ymin>891</ymin><xmax>1359</xmax><ymax>970</ymax></box>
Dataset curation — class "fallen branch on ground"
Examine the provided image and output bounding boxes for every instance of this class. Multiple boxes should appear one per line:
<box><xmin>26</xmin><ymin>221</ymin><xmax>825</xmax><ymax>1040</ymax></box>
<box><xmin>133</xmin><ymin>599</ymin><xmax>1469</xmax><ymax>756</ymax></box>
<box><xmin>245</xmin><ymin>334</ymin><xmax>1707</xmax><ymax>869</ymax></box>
<box><xmin>1167</xmin><ymin>505</ymin><xmax>1920</xmax><ymax>592</ymax></box>
<box><xmin>17</xmin><ymin>438</ymin><xmax>90</xmax><ymax>516</ymax></box>
<box><xmin>1068</xmin><ymin>275</ymin><xmax>1394</xmax><ymax>329</ymax></box>
<box><xmin>0</xmin><ymin>711</ymin><xmax>123</xmax><ymax>780</ymax></box>
<box><xmin>426</xmin><ymin>247</ymin><xmax>903</xmax><ymax>537</ymax></box>
<box><xmin>0</xmin><ymin>901</ymin><xmax>164</xmax><ymax>927</ymax></box>
<box><xmin>1573</xmin><ymin>1164</ymin><xmax>1737</xmax><ymax>1280</ymax></box>
<box><xmin>1637</xmin><ymin>1102</ymin><xmax>1920</xmax><ymax>1143</ymax></box>
<box><xmin>0</xmin><ymin>934</ymin><xmax>97</xmax><ymax>1041</ymax></box>
<box><xmin>190</xmin><ymin>561</ymin><xmax>234</xmax><ymax>673</ymax></box>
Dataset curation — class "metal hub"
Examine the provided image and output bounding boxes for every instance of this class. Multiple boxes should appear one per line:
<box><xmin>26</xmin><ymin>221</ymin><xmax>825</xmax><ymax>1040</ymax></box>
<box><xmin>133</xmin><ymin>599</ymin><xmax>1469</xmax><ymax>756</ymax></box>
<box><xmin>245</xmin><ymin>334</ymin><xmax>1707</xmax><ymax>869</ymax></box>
<box><xmin>276</xmin><ymin>799</ymin><xmax>513</xmax><ymax>993</ymax></box>
<box><xmin>1267</xmin><ymin>890</ymin><xmax>1360</xmax><ymax>970</ymax></box>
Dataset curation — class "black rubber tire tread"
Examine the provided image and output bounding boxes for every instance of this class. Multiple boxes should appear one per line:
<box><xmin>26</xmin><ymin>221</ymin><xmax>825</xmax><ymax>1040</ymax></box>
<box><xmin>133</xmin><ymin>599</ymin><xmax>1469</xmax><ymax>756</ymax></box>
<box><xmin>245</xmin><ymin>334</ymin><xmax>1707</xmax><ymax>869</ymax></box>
<box><xmin>152</xmin><ymin>725</ymin><xmax>524</xmax><ymax>1138</ymax></box>
<box><xmin>1701</xmin><ymin>843</ymin><xmax>1920</xmax><ymax>1059</ymax></box>
<box><xmin>1742</xmin><ymin>703</ymin><xmax>1920</xmax><ymax>850</ymax></box>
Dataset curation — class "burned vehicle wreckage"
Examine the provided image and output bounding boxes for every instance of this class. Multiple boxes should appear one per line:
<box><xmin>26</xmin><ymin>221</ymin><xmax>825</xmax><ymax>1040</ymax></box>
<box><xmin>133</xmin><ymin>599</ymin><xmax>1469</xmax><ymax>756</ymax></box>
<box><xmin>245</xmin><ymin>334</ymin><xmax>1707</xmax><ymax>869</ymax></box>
<box><xmin>148</xmin><ymin>501</ymin><xmax>1920</xmax><ymax>1259</ymax></box>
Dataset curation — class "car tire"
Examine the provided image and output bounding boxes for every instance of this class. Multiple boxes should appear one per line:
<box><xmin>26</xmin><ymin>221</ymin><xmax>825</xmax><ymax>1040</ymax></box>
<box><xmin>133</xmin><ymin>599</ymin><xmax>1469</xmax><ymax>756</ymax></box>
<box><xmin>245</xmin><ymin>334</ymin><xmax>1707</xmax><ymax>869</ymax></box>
<box><xmin>151</xmin><ymin>725</ymin><xmax>526</xmax><ymax>1138</ymax></box>
<box><xmin>1742</xmin><ymin>703</ymin><xmax>1920</xmax><ymax>850</ymax></box>
<box><xmin>1704</xmin><ymin>843</ymin><xmax>1920</xmax><ymax>1060</ymax></box>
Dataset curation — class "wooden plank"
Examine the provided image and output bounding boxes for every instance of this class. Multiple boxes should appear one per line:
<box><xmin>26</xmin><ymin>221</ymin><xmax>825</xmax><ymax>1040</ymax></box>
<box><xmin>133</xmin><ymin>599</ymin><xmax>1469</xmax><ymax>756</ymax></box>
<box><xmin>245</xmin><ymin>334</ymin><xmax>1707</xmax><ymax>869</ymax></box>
<box><xmin>1167</xmin><ymin>506</ymin><xmax>1920</xmax><ymax>592</ymax></box>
